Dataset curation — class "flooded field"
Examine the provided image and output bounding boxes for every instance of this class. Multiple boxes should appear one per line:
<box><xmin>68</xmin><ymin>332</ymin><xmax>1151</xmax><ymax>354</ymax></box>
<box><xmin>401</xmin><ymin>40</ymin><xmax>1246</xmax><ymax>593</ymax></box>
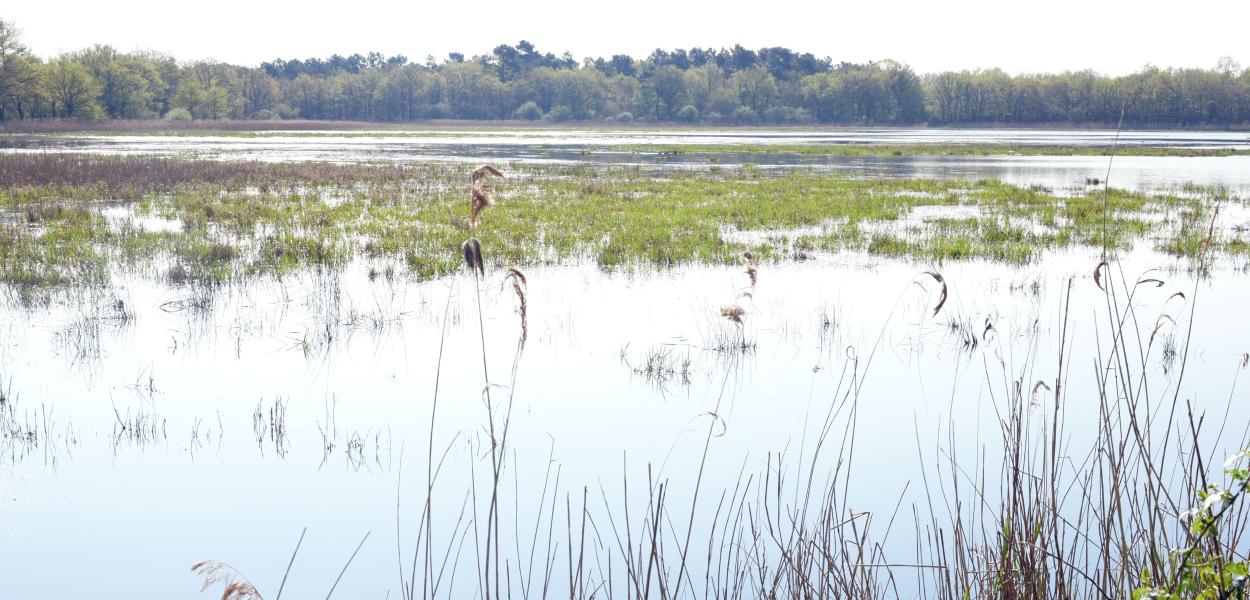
<box><xmin>1</xmin><ymin>127</ymin><xmax>1249</xmax><ymax>598</ymax></box>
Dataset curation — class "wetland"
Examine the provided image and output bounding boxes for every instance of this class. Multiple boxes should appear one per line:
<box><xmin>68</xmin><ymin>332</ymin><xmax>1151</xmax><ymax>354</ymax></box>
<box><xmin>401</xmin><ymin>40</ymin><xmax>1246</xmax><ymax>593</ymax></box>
<box><xmin>1</xmin><ymin>126</ymin><xmax>1249</xmax><ymax>599</ymax></box>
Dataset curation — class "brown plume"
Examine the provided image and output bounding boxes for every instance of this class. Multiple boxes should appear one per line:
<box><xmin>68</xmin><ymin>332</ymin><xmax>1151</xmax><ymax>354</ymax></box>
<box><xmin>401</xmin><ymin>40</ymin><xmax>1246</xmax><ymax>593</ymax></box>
<box><xmin>1030</xmin><ymin>380</ymin><xmax>1052</xmax><ymax>407</ymax></box>
<box><xmin>502</xmin><ymin>267</ymin><xmax>528</xmax><ymax>345</ymax></box>
<box><xmin>190</xmin><ymin>561</ymin><xmax>263</xmax><ymax>600</ymax></box>
<box><xmin>472</xmin><ymin>164</ymin><xmax>505</xmax><ymax>183</ymax></box>
<box><xmin>470</xmin><ymin>185</ymin><xmax>495</xmax><ymax>227</ymax></box>
<box><xmin>720</xmin><ymin>305</ymin><xmax>746</xmax><ymax>324</ymax></box>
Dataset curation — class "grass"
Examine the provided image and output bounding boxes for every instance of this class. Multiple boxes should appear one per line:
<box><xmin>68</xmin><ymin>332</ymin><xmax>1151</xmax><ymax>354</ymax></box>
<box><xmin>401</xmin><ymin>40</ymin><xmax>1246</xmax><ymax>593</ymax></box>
<box><xmin>0</xmin><ymin>154</ymin><xmax>1244</xmax><ymax>305</ymax></box>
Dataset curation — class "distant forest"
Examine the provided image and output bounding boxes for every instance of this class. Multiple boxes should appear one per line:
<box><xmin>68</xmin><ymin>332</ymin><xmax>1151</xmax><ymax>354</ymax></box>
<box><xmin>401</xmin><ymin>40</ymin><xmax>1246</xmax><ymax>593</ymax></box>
<box><xmin>1</xmin><ymin>19</ymin><xmax>1249</xmax><ymax>127</ymax></box>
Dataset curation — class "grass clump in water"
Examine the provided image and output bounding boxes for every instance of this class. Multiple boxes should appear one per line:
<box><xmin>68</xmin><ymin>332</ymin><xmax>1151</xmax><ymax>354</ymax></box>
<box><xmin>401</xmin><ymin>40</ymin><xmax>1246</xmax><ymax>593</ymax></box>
<box><xmin>0</xmin><ymin>154</ymin><xmax>1240</xmax><ymax>300</ymax></box>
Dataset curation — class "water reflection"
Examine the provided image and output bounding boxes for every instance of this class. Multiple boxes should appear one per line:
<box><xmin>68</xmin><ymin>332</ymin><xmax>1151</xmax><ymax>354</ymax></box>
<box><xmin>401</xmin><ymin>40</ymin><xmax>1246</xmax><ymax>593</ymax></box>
<box><xmin>1</xmin><ymin>246</ymin><xmax>1247</xmax><ymax>595</ymax></box>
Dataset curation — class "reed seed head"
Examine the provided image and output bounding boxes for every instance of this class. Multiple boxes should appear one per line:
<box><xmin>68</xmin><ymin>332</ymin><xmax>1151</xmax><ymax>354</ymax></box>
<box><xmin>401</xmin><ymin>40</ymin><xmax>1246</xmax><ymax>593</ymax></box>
<box><xmin>720</xmin><ymin>304</ymin><xmax>746</xmax><ymax>325</ymax></box>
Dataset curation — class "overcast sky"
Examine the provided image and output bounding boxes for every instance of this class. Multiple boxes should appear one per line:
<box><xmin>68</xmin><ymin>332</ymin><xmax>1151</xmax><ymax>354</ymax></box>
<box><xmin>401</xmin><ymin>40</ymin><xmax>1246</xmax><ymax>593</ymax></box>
<box><xmin>5</xmin><ymin>0</ymin><xmax>1247</xmax><ymax>75</ymax></box>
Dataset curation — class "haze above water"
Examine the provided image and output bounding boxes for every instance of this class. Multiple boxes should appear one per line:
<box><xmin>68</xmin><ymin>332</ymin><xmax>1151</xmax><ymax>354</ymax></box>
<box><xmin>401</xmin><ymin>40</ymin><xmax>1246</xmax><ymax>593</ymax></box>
<box><xmin>1</xmin><ymin>127</ymin><xmax>1248</xmax><ymax>597</ymax></box>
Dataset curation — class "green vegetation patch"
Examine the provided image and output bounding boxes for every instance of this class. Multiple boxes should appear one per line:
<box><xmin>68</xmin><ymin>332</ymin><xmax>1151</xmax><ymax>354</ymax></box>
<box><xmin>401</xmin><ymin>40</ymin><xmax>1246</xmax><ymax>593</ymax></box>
<box><xmin>0</xmin><ymin>154</ymin><xmax>1240</xmax><ymax>302</ymax></box>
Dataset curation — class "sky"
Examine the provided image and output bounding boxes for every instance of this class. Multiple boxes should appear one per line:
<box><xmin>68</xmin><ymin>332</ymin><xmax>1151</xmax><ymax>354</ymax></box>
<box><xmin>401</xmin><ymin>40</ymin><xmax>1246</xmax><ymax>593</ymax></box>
<box><xmin>5</xmin><ymin>0</ymin><xmax>1248</xmax><ymax>75</ymax></box>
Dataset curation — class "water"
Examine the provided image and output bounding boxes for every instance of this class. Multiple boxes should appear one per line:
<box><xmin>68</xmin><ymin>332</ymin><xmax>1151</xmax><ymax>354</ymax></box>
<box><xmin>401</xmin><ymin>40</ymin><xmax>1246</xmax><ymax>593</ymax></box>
<box><xmin>2</xmin><ymin>128</ymin><xmax>1248</xmax><ymax>597</ymax></box>
<box><xmin>4</xmin><ymin>127</ymin><xmax>1250</xmax><ymax>194</ymax></box>
<box><xmin>2</xmin><ymin>252</ymin><xmax>1246</xmax><ymax>596</ymax></box>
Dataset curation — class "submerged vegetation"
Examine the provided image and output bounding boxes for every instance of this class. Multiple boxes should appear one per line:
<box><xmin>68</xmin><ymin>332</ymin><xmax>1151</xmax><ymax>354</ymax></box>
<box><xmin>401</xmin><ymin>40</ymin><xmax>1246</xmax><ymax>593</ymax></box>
<box><xmin>0</xmin><ymin>153</ymin><xmax>1246</xmax><ymax>304</ymax></box>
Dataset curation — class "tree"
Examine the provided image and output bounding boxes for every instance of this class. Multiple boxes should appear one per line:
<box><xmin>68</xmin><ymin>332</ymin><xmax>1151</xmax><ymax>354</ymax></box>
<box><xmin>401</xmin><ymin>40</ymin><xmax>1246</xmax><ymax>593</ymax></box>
<box><xmin>74</xmin><ymin>45</ymin><xmax>157</xmax><ymax>118</ymax></box>
<box><xmin>650</xmin><ymin>65</ymin><xmax>685</xmax><ymax>119</ymax></box>
<box><xmin>0</xmin><ymin>19</ymin><xmax>42</xmax><ymax>120</ymax></box>
<box><xmin>684</xmin><ymin>63</ymin><xmax>724</xmax><ymax>113</ymax></box>
<box><xmin>47</xmin><ymin>58</ymin><xmax>102</xmax><ymax>118</ymax></box>
<box><xmin>730</xmin><ymin>66</ymin><xmax>776</xmax><ymax>114</ymax></box>
<box><xmin>241</xmin><ymin>68</ymin><xmax>278</xmax><ymax>117</ymax></box>
<box><xmin>173</xmin><ymin>62</ymin><xmax>239</xmax><ymax>119</ymax></box>
<box><xmin>609</xmin><ymin>55</ymin><xmax>636</xmax><ymax>77</ymax></box>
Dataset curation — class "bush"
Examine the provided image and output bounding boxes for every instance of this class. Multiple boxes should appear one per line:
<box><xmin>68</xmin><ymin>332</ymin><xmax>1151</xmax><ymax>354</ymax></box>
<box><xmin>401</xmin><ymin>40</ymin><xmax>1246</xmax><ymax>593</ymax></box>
<box><xmin>702</xmin><ymin>111</ymin><xmax>723</xmax><ymax>123</ymax></box>
<box><xmin>615</xmin><ymin>112</ymin><xmax>634</xmax><ymax>123</ymax></box>
<box><xmin>164</xmin><ymin>107</ymin><xmax>193</xmax><ymax>121</ymax></box>
<box><xmin>544</xmin><ymin>105</ymin><xmax>574</xmax><ymax>122</ymax></box>
<box><xmin>763</xmin><ymin>106</ymin><xmax>811</xmax><ymax>124</ymax></box>
<box><xmin>513</xmin><ymin>101</ymin><xmax>543</xmax><ymax>121</ymax></box>
<box><xmin>274</xmin><ymin>104</ymin><xmax>300</xmax><ymax>119</ymax></box>
<box><xmin>426</xmin><ymin>103</ymin><xmax>452</xmax><ymax>119</ymax></box>
<box><xmin>676</xmin><ymin>105</ymin><xmax>699</xmax><ymax>123</ymax></box>
<box><xmin>252</xmin><ymin>109</ymin><xmax>277</xmax><ymax>120</ymax></box>
<box><xmin>731</xmin><ymin>106</ymin><xmax>760</xmax><ymax>125</ymax></box>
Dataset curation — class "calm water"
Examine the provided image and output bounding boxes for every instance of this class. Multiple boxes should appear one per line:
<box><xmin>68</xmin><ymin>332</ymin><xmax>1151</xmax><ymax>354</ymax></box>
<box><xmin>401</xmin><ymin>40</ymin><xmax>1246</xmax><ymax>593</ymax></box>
<box><xmin>1</xmin><ymin>128</ymin><xmax>1249</xmax><ymax>597</ymax></box>
<box><xmin>4</xmin><ymin>127</ymin><xmax>1250</xmax><ymax>194</ymax></box>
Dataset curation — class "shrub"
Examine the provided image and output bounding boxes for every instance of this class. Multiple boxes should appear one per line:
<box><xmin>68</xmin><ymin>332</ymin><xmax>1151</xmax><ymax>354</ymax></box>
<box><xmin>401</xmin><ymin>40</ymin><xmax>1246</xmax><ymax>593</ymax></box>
<box><xmin>764</xmin><ymin>106</ymin><xmax>811</xmax><ymax>124</ymax></box>
<box><xmin>274</xmin><ymin>104</ymin><xmax>300</xmax><ymax>119</ymax></box>
<box><xmin>676</xmin><ymin>105</ymin><xmax>699</xmax><ymax>123</ymax></box>
<box><xmin>731</xmin><ymin>106</ymin><xmax>760</xmax><ymax>125</ymax></box>
<box><xmin>544</xmin><ymin>105</ymin><xmax>574</xmax><ymax>122</ymax></box>
<box><xmin>164</xmin><ymin>107</ymin><xmax>193</xmax><ymax>121</ymax></box>
<box><xmin>615</xmin><ymin>112</ymin><xmax>634</xmax><ymax>123</ymax></box>
<box><xmin>252</xmin><ymin>109</ymin><xmax>277</xmax><ymax>120</ymax></box>
<box><xmin>513</xmin><ymin>101</ymin><xmax>543</xmax><ymax>121</ymax></box>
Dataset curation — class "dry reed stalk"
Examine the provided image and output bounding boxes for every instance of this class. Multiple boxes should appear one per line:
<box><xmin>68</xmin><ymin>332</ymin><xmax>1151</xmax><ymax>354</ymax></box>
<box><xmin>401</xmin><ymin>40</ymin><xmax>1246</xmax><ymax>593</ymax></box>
<box><xmin>502</xmin><ymin>268</ymin><xmax>528</xmax><ymax>345</ymax></box>
<box><xmin>1094</xmin><ymin>260</ymin><xmax>1108</xmax><ymax>290</ymax></box>
<box><xmin>919</xmin><ymin>271</ymin><xmax>948</xmax><ymax>317</ymax></box>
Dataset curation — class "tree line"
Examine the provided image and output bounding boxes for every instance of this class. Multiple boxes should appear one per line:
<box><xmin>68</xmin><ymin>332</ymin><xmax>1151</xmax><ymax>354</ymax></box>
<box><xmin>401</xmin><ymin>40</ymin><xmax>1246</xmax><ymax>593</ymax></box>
<box><xmin>1</xmin><ymin>19</ymin><xmax>1248</xmax><ymax>127</ymax></box>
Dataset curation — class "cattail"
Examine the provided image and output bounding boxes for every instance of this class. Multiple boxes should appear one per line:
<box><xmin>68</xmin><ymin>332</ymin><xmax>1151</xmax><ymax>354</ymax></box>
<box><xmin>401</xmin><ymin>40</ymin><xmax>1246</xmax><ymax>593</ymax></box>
<box><xmin>740</xmin><ymin>251</ymin><xmax>754</xmax><ymax>265</ymax></box>
<box><xmin>744</xmin><ymin>265</ymin><xmax>757</xmax><ymax>289</ymax></box>
<box><xmin>462</xmin><ymin>238</ymin><xmax>484</xmax><ymax>276</ymax></box>
<box><xmin>720</xmin><ymin>305</ymin><xmax>745</xmax><ymax>324</ymax></box>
